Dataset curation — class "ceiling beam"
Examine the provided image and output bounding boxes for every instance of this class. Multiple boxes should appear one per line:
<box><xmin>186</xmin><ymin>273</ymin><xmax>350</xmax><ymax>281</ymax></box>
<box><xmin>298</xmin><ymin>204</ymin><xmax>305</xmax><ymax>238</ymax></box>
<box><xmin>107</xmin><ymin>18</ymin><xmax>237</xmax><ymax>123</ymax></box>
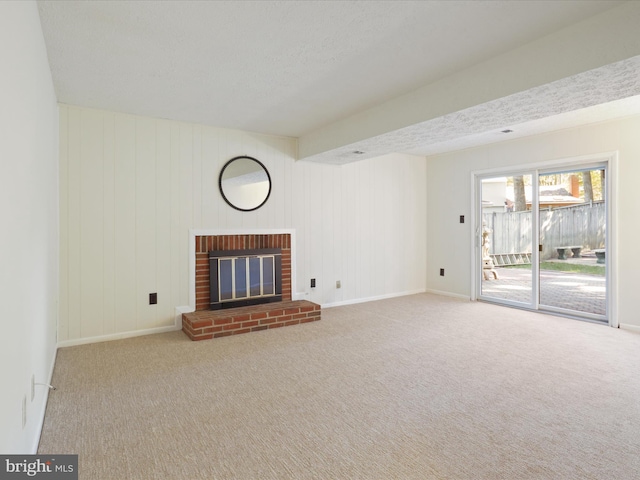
<box><xmin>298</xmin><ymin>2</ymin><xmax>640</xmax><ymax>164</ymax></box>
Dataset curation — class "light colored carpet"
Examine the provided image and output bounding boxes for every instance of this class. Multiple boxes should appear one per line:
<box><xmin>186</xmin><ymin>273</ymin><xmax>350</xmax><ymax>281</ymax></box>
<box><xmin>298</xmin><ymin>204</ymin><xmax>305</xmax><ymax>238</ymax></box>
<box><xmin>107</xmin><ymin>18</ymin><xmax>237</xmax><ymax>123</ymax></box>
<box><xmin>38</xmin><ymin>294</ymin><xmax>640</xmax><ymax>479</ymax></box>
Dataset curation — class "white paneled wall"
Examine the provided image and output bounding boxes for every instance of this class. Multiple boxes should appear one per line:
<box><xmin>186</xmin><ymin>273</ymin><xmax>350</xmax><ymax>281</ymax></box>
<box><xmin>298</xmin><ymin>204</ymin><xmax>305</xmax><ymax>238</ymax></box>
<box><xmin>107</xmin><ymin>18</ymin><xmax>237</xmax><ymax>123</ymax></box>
<box><xmin>59</xmin><ymin>105</ymin><xmax>427</xmax><ymax>343</ymax></box>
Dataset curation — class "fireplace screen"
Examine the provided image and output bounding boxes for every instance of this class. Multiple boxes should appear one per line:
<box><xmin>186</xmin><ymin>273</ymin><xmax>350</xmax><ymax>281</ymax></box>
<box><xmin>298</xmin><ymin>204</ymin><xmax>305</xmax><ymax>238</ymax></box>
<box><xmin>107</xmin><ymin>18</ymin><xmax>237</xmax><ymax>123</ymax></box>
<box><xmin>209</xmin><ymin>248</ymin><xmax>282</xmax><ymax>309</ymax></box>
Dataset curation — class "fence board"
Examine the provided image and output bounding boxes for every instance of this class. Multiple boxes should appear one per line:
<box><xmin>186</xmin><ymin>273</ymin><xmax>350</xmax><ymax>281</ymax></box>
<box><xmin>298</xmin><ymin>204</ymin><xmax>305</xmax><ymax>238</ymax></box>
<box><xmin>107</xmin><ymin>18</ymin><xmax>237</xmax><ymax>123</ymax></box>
<box><xmin>483</xmin><ymin>202</ymin><xmax>605</xmax><ymax>260</ymax></box>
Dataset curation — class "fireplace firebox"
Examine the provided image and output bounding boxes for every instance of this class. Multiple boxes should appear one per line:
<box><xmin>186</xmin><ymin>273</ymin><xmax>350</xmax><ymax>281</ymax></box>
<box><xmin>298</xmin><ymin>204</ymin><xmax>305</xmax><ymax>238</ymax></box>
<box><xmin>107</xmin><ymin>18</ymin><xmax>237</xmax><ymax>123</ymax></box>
<box><xmin>209</xmin><ymin>248</ymin><xmax>282</xmax><ymax>310</ymax></box>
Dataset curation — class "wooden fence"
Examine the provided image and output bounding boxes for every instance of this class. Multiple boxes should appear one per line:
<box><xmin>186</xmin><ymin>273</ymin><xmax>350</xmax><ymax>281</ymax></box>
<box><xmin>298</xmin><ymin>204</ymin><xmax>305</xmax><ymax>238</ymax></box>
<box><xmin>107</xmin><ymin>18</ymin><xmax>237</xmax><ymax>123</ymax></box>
<box><xmin>483</xmin><ymin>201</ymin><xmax>605</xmax><ymax>261</ymax></box>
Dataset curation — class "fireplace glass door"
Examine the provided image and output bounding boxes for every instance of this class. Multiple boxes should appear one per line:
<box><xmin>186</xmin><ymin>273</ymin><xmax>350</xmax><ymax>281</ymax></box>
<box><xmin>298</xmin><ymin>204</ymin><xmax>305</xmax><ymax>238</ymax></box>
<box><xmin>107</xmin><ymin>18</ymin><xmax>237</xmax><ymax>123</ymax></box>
<box><xmin>209</xmin><ymin>248</ymin><xmax>282</xmax><ymax>309</ymax></box>
<box><xmin>219</xmin><ymin>255</ymin><xmax>276</xmax><ymax>302</ymax></box>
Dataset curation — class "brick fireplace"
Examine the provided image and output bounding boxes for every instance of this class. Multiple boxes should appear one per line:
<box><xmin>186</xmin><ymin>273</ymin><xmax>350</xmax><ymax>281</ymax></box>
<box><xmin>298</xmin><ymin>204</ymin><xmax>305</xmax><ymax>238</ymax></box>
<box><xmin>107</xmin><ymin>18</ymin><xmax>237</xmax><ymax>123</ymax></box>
<box><xmin>195</xmin><ymin>234</ymin><xmax>292</xmax><ymax>309</ymax></box>
<box><xmin>182</xmin><ymin>232</ymin><xmax>320</xmax><ymax>340</ymax></box>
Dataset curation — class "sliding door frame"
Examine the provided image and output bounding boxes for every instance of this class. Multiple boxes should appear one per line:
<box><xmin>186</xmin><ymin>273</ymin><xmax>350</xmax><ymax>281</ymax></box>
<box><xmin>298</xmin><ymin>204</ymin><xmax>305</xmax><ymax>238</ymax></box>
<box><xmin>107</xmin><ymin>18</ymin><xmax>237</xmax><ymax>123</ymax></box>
<box><xmin>470</xmin><ymin>152</ymin><xmax>618</xmax><ymax>327</ymax></box>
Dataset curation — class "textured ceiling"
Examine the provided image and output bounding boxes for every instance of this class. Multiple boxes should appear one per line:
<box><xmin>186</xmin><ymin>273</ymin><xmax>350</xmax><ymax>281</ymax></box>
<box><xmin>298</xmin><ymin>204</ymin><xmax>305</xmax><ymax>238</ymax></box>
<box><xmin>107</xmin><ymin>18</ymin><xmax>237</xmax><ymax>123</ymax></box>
<box><xmin>38</xmin><ymin>0</ymin><xmax>637</xmax><ymax>162</ymax></box>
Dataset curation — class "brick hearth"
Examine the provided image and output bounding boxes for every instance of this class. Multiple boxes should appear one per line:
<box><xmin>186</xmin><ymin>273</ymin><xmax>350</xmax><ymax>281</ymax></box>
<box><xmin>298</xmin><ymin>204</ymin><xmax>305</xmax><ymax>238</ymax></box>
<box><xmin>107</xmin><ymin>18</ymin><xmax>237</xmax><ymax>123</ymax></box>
<box><xmin>185</xmin><ymin>233</ymin><xmax>320</xmax><ymax>341</ymax></box>
<box><xmin>182</xmin><ymin>300</ymin><xmax>321</xmax><ymax>341</ymax></box>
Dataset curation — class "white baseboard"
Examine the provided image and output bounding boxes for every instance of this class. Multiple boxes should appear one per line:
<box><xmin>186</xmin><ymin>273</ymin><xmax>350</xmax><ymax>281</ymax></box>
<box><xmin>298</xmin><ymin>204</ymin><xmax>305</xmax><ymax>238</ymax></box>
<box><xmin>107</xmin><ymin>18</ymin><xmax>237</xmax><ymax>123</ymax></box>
<box><xmin>424</xmin><ymin>288</ymin><xmax>471</xmax><ymax>301</ymax></box>
<box><xmin>31</xmin><ymin>347</ymin><xmax>58</xmax><ymax>454</ymax></box>
<box><xmin>322</xmin><ymin>289</ymin><xmax>426</xmax><ymax>308</ymax></box>
<box><xmin>57</xmin><ymin>323</ymin><xmax>182</xmax><ymax>349</ymax></box>
<box><xmin>619</xmin><ymin>323</ymin><xmax>640</xmax><ymax>334</ymax></box>
<box><xmin>56</xmin><ymin>290</ymin><xmax>468</xmax><ymax>348</ymax></box>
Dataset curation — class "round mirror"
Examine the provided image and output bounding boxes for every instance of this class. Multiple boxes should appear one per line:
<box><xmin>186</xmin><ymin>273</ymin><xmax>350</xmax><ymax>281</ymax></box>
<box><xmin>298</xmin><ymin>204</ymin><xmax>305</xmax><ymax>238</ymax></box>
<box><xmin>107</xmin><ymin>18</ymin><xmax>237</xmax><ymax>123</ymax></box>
<box><xmin>219</xmin><ymin>156</ymin><xmax>272</xmax><ymax>211</ymax></box>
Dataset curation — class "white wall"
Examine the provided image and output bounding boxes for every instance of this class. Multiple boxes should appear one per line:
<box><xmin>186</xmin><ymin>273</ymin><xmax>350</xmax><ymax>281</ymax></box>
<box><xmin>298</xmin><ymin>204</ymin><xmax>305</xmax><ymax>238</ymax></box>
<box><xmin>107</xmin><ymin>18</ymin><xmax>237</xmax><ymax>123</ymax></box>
<box><xmin>58</xmin><ymin>105</ymin><xmax>427</xmax><ymax>343</ymax></box>
<box><xmin>426</xmin><ymin>115</ymin><xmax>640</xmax><ymax>328</ymax></box>
<box><xmin>0</xmin><ymin>1</ymin><xmax>59</xmax><ymax>453</ymax></box>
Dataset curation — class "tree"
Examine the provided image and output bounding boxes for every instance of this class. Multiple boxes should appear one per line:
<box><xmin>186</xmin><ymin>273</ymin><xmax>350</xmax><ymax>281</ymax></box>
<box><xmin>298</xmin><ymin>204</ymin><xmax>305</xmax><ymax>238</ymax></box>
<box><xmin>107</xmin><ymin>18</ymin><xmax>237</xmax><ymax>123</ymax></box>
<box><xmin>513</xmin><ymin>175</ymin><xmax>527</xmax><ymax>211</ymax></box>
<box><xmin>583</xmin><ymin>171</ymin><xmax>593</xmax><ymax>202</ymax></box>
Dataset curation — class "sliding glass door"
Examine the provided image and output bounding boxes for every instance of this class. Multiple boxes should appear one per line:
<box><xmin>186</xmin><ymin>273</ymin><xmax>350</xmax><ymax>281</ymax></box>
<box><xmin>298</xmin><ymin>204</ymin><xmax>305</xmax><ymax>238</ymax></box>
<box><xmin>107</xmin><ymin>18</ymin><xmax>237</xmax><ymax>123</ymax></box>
<box><xmin>477</xmin><ymin>163</ymin><xmax>608</xmax><ymax>323</ymax></box>
<box><xmin>480</xmin><ymin>174</ymin><xmax>534</xmax><ymax>308</ymax></box>
<box><xmin>537</xmin><ymin>166</ymin><xmax>607</xmax><ymax>321</ymax></box>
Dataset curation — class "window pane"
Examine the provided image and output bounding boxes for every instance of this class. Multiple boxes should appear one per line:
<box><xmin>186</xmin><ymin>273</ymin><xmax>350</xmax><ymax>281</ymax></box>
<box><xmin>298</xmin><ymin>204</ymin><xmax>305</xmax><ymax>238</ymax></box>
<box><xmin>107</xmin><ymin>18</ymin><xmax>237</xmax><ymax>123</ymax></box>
<box><xmin>219</xmin><ymin>259</ymin><xmax>233</xmax><ymax>301</ymax></box>
<box><xmin>480</xmin><ymin>174</ymin><xmax>533</xmax><ymax>305</ymax></box>
<box><xmin>263</xmin><ymin>257</ymin><xmax>274</xmax><ymax>295</ymax></box>
<box><xmin>249</xmin><ymin>257</ymin><xmax>261</xmax><ymax>296</ymax></box>
<box><xmin>235</xmin><ymin>258</ymin><xmax>247</xmax><ymax>299</ymax></box>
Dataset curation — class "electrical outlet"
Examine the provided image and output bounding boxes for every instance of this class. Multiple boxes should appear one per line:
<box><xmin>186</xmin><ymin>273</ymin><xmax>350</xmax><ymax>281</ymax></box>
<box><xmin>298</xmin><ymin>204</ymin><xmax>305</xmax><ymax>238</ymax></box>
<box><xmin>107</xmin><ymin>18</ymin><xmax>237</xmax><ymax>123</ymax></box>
<box><xmin>310</xmin><ymin>278</ymin><xmax>316</xmax><ymax>288</ymax></box>
<box><xmin>336</xmin><ymin>280</ymin><xmax>341</xmax><ymax>289</ymax></box>
<box><xmin>22</xmin><ymin>395</ymin><xmax>27</xmax><ymax>429</ymax></box>
<box><xmin>440</xmin><ymin>268</ymin><xmax>445</xmax><ymax>276</ymax></box>
<box><xmin>460</xmin><ymin>215</ymin><xmax>465</xmax><ymax>223</ymax></box>
<box><xmin>31</xmin><ymin>374</ymin><xmax>35</xmax><ymax>402</ymax></box>
<box><xmin>149</xmin><ymin>293</ymin><xmax>157</xmax><ymax>305</ymax></box>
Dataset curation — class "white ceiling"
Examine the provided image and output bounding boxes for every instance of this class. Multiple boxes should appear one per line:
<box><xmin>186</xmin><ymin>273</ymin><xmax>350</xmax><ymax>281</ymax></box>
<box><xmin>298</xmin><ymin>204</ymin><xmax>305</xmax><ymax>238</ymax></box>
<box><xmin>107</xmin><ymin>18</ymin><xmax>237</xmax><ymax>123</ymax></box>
<box><xmin>37</xmin><ymin>0</ymin><xmax>640</xmax><ymax>162</ymax></box>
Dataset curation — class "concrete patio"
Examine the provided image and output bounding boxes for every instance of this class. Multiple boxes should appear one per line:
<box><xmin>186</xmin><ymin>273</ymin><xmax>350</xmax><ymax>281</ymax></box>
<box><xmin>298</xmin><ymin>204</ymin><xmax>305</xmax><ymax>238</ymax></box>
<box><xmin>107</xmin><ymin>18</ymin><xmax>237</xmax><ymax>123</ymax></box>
<box><xmin>481</xmin><ymin>265</ymin><xmax>606</xmax><ymax>316</ymax></box>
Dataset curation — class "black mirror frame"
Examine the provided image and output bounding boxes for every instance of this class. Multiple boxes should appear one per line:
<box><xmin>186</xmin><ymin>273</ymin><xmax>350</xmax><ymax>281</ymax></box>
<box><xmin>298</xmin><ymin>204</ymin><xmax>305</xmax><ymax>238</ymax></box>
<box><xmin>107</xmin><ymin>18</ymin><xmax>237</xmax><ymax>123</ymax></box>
<box><xmin>218</xmin><ymin>155</ymin><xmax>272</xmax><ymax>212</ymax></box>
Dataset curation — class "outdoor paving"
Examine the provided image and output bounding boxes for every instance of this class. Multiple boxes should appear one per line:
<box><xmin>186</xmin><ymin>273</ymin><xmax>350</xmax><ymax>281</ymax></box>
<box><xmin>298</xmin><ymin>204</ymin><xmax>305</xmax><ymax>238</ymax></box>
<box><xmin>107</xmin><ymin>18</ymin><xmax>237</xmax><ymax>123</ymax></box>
<box><xmin>481</xmin><ymin>259</ymin><xmax>606</xmax><ymax>316</ymax></box>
